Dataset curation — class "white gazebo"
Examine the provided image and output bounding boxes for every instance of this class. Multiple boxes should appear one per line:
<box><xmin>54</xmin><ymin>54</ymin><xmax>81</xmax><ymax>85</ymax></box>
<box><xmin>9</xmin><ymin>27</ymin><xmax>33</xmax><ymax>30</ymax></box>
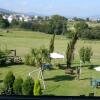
<box><xmin>50</xmin><ymin>52</ymin><xmax>64</xmax><ymax>67</ymax></box>
<box><xmin>50</xmin><ymin>52</ymin><xmax>64</xmax><ymax>59</ymax></box>
<box><xmin>94</xmin><ymin>66</ymin><xmax>100</xmax><ymax>71</ymax></box>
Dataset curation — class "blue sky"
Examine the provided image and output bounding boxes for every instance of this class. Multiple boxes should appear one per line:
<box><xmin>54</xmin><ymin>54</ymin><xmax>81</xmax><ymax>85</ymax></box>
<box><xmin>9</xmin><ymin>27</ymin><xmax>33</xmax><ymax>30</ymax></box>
<box><xmin>0</xmin><ymin>0</ymin><xmax>100</xmax><ymax>17</ymax></box>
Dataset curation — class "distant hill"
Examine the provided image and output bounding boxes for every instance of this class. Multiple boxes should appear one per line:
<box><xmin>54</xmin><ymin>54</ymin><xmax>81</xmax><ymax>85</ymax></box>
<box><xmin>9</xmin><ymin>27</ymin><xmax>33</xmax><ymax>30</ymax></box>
<box><xmin>0</xmin><ymin>8</ymin><xmax>14</xmax><ymax>14</ymax></box>
<box><xmin>25</xmin><ymin>12</ymin><xmax>45</xmax><ymax>17</ymax></box>
<box><xmin>0</xmin><ymin>8</ymin><xmax>45</xmax><ymax>17</ymax></box>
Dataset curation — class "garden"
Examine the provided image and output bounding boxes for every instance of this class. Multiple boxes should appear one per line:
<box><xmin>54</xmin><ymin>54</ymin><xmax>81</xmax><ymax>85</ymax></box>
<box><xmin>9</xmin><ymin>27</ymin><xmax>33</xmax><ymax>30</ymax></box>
<box><xmin>0</xmin><ymin>25</ymin><xmax>100</xmax><ymax>96</ymax></box>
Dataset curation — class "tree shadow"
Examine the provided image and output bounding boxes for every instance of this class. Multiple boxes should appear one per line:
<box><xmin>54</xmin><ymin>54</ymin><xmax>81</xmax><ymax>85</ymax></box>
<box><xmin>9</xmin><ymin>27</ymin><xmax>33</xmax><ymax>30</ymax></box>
<box><xmin>58</xmin><ymin>64</ymin><xmax>78</xmax><ymax>70</ymax></box>
<box><xmin>45</xmin><ymin>75</ymin><xmax>75</xmax><ymax>82</ymax></box>
<box><xmin>57</xmin><ymin>64</ymin><xmax>67</xmax><ymax>70</ymax></box>
<box><xmin>0</xmin><ymin>80</ymin><xmax>3</xmax><ymax>83</ymax></box>
<box><xmin>80</xmin><ymin>77</ymin><xmax>91</xmax><ymax>80</ymax></box>
<box><xmin>0</xmin><ymin>63</ymin><xmax>24</xmax><ymax>68</ymax></box>
<box><xmin>88</xmin><ymin>64</ymin><xmax>100</xmax><ymax>69</ymax></box>
<box><xmin>71</xmin><ymin>64</ymin><xmax>100</xmax><ymax>71</ymax></box>
<box><xmin>0</xmin><ymin>35</ymin><xmax>3</xmax><ymax>36</ymax></box>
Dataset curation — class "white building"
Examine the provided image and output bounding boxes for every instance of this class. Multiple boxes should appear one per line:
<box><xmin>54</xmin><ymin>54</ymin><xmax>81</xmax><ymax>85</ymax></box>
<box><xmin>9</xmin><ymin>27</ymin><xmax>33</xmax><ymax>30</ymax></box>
<box><xmin>3</xmin><ymin>15</ymin><xmax>8</xmax><ymax>19</ymax></box>
<box><xmin>24</xmin><ymin>16</ymin><xmax>32</xmax><ymax>22</ymax></box>
<box><xmin>8</xmin><ymin>15</ymin><xmax>13</xmax><ymax>23</ymax></box>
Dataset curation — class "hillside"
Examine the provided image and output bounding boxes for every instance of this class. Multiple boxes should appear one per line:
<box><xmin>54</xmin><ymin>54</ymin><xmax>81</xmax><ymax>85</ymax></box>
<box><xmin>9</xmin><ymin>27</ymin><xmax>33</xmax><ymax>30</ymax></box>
<box><xmin>0</xmin><ymin>8</ymin><xmax>13</xmax><ymax>14</ymax></box>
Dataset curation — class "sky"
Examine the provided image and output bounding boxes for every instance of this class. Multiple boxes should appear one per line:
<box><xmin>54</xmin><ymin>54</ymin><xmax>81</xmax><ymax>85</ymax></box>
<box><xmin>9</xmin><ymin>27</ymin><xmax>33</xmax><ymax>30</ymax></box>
<box><xmin>0</xmin><ymin>0</ymin><xmax>100</xmax><ymax>17</ymax></box>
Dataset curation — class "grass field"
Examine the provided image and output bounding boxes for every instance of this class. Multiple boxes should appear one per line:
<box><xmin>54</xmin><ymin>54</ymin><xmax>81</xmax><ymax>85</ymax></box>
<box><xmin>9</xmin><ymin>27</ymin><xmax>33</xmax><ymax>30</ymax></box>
<box><xmin>0</xmin><ymin>30</ymin><xmax>100</xmax><ymax>96</ymax></box>
<box><xmin>67</xmin><ymin>21</ymin><xmax>100</xmax><ymax>31</ymax></box>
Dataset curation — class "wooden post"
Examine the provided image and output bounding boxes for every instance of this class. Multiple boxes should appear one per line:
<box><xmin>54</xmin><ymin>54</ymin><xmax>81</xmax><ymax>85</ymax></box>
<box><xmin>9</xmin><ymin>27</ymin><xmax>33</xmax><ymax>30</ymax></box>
<box><xmin>14</xmin><ymin>49</ymin><xmax>16</xmax><ymax>56</ymax></box>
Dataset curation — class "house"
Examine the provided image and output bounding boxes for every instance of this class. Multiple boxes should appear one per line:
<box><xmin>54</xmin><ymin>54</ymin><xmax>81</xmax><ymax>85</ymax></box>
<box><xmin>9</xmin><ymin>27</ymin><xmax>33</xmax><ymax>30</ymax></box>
<box><xmin>8</xmin><ymin>15</ymin><xmax>13</xmax><ymax>23</ymax></box>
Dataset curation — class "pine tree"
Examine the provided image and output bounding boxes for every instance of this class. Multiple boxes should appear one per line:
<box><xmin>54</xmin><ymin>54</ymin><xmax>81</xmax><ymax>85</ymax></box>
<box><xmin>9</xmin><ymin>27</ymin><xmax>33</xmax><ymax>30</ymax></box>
<box><xmin>3</xmin><ymin>71</ymin><xmax>15</xmax><ymax>95</ymax></box>
<box><xmin>4</xmin><ymin>71</ymin><xmax>15</xmax><ymax>90</ymax></box>
<box><xmin>22</xmin><ymin>77</ymin><xmax>34</xmax><ymax>95</ymax></box>
<box><xmin>13</xmin><ymin>77</ymin><xmax>23</xmax><ymax>95</ymax></box>
<box><xmin>34</xmin><ymin>80</ymin><xmax>42</xmax><ymax>96</ymax></box>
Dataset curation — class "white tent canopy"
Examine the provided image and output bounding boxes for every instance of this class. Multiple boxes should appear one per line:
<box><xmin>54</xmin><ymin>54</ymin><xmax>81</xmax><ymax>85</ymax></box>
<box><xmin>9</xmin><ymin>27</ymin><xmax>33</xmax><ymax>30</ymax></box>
<box><xmin>94</xmin><ymin>66</ymin><xmax>100</xmax><ymax>71</ymax></box>
<box><xmin>50</xmin><ymin>52</ymin><xmax>64</xmax><ymax>59</ymax></box>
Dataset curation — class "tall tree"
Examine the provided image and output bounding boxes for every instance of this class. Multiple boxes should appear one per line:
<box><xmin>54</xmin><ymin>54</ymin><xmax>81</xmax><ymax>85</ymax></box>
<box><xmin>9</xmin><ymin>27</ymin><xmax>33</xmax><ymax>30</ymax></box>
<box><xmin>66</xmin><ymin>21</ymin><xmax>88</xmax><ymax>69</ymax></box>
<box><xmin>49</xmin><ymin>33</ymin><xmax>56</xmax><ymax>53</ymax></box>
<box><xmin>0</xmin><ymin>15</ymin><xmax>9</xmax><ymax>28</ymax></box>
<box><xmin>47</xmin><ymin>15</ymin><xmax>67</xmax><ymax>35</ymax></box>
<box><xmin>66</xmin><ymin>33</ymin><xmax>78</xmax><ymax>68</ymax></box>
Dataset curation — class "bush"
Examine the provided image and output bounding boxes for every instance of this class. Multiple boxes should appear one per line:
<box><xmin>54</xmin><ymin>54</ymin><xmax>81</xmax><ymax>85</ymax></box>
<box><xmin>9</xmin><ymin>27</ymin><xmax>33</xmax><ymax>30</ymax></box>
<box><xmin>79</xmin><ymin>47</ymin><xmax>85</xmax><ymax>63</ymax></box>
<box><xmin>79</xmin><ymin>47</ymin><xmax>93</xmax><ymax>63</ymax></box>
<box><xmin>4</xmin><ymin>71</ymin><xmax>15</xmax><ymax>90</ymax></box>
<box><xmin>34</xmin><ymin>80</ymin><xmax>42</xmax><ymax>96</ymax></box>
<box><xmin>85</xmin><ymin>47</ymin><xmax>93</xmax><ymax>62</ymax></box>
<box><xmin>13</xmin><ymin>77</ymin><xmax>23</xmax><ymax>95</ymax></box>
<box><xmin>29</xmin><ymin>56</ymin><xmax>36</xmax><ymax>66</ymax></box>
<box><xmin>24</xmin><ymin>54</ymin><xmax>31</xmax><ymax>65</ymax></box>
<box><xmin>24</xmin><ymin>47</ymin><xmax>50</xmax><ymax>67</ymax></box>
<box><xmin>3</xmin><ymin>71</ymin><xmax>15</xmax><ymax>95</ymax></box>
<box><xmin>22</xmin><ymin>77</ymin><xmax>34</xmax><ymax>95</ymax></box>
<box><xmin>24</xmin><ymin>54</ymin><xmax>36</xmax><ymax>66</ymax></box>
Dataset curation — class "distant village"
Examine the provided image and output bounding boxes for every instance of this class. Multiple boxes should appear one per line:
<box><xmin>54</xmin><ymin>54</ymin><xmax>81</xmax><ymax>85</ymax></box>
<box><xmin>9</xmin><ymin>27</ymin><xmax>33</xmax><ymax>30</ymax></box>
<box><xmin>1</xmin><ymin>13</ymin><xmax>52</xmax><ymax>23</ymax></box>
<box><xmin>1</xmin><ymin>12</ymin><xmax>100</xmax><ymax>23</ymax></box>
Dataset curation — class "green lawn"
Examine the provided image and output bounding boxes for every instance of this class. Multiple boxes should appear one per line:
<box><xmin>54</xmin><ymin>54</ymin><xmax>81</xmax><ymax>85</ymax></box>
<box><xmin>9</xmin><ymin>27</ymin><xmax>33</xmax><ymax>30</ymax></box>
<box><xmin>0</xmin><ymin>30</ymin><xmax>100</xmax><ymax>96</ymax></box>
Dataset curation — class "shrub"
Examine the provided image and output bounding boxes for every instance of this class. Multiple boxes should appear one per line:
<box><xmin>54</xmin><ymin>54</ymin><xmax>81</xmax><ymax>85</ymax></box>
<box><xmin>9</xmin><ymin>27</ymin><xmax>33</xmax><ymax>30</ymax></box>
<box><xmin>3</xmin><ymin>71</ymin><xmax>15</xmax><ymax>95</ymax></box>
<box><xmin>79</xmin><ymin>47</ymin><xmax>85</xmax><ymax>63</ymax></box>
<box><xmin>85</xmin><ymin>47</ymin><xmax>93</xmax><ymax>62</ymax></box>
<box><xmin>24</xmin><ymin>47</ymin><xmax>50</xmax><ymax>67</ymax></box>
<box><xmin>24</xmin><ymin>54</ymin><xmax>31</xmax><ymax>65</ymax></box>
<box><xmin>34</xmin><ymin>80</ymin><xmax>42</xmax><ymax>96</ymax></box>
<box><xmin>4</xmin><ymin>71</ymin><xmax>15</xmax><ymax>90</ymax></box>
<box><xmin>13</xmin><ymin>77</ymin><xmax>23</xmax><ymax>95</ymax></box>
<box><xmin>22</xmin><ymin>77</ymin><xmax>34</xmax><ymax>95</ymax></box>
<box><xmin>79</xmin><ymin>46</ymin><xmax>93</xmax><ymax>63</ymax></box>
<box><xmin>29</xmin><ymin>56</ymin><xmax>36</xmax><ymax>66</ymax></box>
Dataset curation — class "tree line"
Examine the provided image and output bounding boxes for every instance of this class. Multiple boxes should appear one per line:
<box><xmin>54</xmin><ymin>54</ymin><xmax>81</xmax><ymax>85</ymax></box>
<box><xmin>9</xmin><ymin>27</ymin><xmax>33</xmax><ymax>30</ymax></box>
<box><xmin>0</xmin><ymin>14</ymin><xmax>67</xmax><ymax>35</ymax></box>
<box><xmin>0</xmin><ymin>14</ymin><xmax>100</xmax><ymax>39</ymax></box>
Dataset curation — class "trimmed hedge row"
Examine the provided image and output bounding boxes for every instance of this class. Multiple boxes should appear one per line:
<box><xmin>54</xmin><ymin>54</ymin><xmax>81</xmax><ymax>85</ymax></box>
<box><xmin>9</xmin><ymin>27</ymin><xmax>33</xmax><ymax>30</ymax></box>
<box><xmin>0</xmin><ymin>71</ymin><xmax>42</xmax><ymax>96</ymax></box>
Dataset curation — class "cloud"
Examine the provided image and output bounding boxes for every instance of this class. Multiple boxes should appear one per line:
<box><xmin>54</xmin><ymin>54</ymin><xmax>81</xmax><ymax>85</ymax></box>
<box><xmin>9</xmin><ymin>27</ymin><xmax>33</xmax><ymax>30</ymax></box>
<box><xmin>20</xmin><ymin>0</ymin><xmax>29</xmax><ymax>6</ymax></box>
